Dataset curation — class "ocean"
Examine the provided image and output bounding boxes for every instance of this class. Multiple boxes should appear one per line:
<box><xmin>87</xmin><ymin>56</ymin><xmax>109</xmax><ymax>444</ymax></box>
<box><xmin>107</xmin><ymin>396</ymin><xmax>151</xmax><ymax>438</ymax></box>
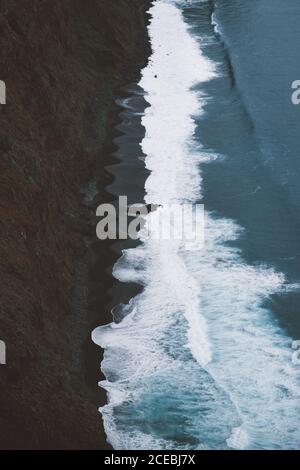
<box><xmin>93</xmin><ymin>0</ymin><xmax>300</xmax><ymax>450</ymax></box>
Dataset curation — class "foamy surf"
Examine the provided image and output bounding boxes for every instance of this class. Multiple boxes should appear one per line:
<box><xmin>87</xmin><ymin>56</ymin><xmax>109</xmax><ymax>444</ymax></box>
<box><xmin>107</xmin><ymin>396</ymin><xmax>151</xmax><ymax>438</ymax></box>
<box><xmin>92</xmin><ymin>0</ymin><xmax>300</xmax><ymax>450</ymax></box>
<box><xmin>227</xmin><ymin>426</ymin><xmax>249</xmax><ymax>450</ymax></box>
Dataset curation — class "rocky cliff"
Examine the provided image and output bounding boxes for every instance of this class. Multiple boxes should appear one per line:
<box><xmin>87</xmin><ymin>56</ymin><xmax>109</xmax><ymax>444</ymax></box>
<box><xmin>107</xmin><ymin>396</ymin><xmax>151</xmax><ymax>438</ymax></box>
<box><xmin>0</xmin><ymin>0</ymin><xmax>150</xmax><ymax>449</ymax></box>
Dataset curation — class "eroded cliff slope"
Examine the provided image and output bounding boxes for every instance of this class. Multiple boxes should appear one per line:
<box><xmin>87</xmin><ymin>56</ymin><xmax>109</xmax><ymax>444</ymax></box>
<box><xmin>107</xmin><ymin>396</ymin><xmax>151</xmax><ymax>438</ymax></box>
<box><xmin>0</xmin><ymin>0</ymin><xmax>150</xmax><ymax>449</ymax></box>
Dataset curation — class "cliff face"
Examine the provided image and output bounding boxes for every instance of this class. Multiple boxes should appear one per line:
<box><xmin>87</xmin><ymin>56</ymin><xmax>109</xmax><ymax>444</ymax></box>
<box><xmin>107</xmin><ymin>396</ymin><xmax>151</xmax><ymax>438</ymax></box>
<box><xmin>0</xmin><ymin>0</ymin><xmax>150</xmax><ymax>449</ymax></box>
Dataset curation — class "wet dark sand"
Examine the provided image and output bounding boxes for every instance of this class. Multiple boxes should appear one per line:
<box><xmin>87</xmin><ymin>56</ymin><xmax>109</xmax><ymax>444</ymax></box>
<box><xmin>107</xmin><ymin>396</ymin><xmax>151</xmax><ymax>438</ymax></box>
<box><xmin>85</xmin><ymin>83</ymin><xmax>149</xmax><ymax>448</ymax></box>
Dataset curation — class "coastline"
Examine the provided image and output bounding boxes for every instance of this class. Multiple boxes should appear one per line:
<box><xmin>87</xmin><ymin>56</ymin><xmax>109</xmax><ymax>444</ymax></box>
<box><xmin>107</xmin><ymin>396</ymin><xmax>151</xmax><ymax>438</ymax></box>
<box><xmin>0</xmin><ymin>0</ymin><xmax>151</xmax><ymax>449</ymax></box>
<box><xmin>59</xmin><ymin>2</ymin><xmax>153</xmax><ymax>450</ymax></box>
<box><xmin>87</xmin><ymin>82</ymin><xmax>150</xmax><ymax>448</ymax></box>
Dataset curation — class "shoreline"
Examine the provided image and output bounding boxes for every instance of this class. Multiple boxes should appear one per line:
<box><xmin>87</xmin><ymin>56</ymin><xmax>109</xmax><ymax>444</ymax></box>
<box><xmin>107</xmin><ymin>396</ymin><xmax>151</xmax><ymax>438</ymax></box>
<box><xmin>86</xmin><ymin>81</ymin><xmax>150</xmax><ymax>448</ymax></box>
<box><xmin>79</xmin><ymin>8</ymin><xmax>153</xmax><ymax>449</ymax></box>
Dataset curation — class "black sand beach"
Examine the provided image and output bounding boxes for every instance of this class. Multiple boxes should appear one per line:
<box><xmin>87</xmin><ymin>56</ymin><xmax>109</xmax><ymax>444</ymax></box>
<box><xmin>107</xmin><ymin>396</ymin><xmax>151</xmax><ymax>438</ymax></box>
<box><xmin>86</xmin><ymin>86</ymin><xmax>147</xmax><ymax>436</ymax></box>
<box><xmin>87</xmin><ymin>83</ymin><xmax>150</xmax><ymax>442</ymax></box>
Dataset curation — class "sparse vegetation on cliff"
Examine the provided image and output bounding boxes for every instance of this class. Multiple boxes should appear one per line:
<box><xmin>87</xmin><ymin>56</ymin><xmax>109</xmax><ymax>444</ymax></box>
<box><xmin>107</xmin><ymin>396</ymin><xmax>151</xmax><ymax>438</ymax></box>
<box><xmin>0</xmin><ymin>0</ymin><xmax>150</xmax><ymax>449</ymax></box>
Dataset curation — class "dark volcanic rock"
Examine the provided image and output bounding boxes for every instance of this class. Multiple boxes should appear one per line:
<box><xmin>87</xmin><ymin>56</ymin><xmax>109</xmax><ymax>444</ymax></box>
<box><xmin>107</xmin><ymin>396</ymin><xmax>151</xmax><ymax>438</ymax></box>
<box><xmin>0</xmin><ymin>0</ymin><xmax>151</xmax><ymax>450</ymax></box>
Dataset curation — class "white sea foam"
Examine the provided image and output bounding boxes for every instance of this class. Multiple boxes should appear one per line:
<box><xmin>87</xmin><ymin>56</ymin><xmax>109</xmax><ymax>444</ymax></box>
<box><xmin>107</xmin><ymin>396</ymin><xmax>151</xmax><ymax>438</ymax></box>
<box><xmin>93</xmin><ymin>0</ymin><xmax>218</xmax><ymax>449</ymax></box>
<box><xmin>92</xmin><ymin>0</ymin><xmax>300</xmax><ymax>450</ymax></box>
<box><xmin>184</xmin><ymin>215</ymin><xmax>300</xmax><ymax>449</ymax></box>
<box><xmin>140</xmin><ymin>3</ymin><xmax>215</xmax><ymax>205</ymax></box>
<box><xmin>227</xmin><ymin>426</ymin><xmax>249</xmax><ymax>450</ymax></box>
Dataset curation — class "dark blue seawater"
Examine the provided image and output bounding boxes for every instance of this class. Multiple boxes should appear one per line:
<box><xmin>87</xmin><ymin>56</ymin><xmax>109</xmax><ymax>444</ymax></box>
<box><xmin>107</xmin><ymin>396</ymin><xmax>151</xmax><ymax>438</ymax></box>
<box><xmin>94</xmin><ymin>0</ymin><xmax>300</xmax><ymax>450</ymax></box>
<box><xmin>185</xmin><ymin>0</ymin><xmax>300</xmax><ymax>448</ymax></box>
<box><xmin>189</xmin><ymin>0</ymin><xmax>300</xmax><ymax>336</ymax></box>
